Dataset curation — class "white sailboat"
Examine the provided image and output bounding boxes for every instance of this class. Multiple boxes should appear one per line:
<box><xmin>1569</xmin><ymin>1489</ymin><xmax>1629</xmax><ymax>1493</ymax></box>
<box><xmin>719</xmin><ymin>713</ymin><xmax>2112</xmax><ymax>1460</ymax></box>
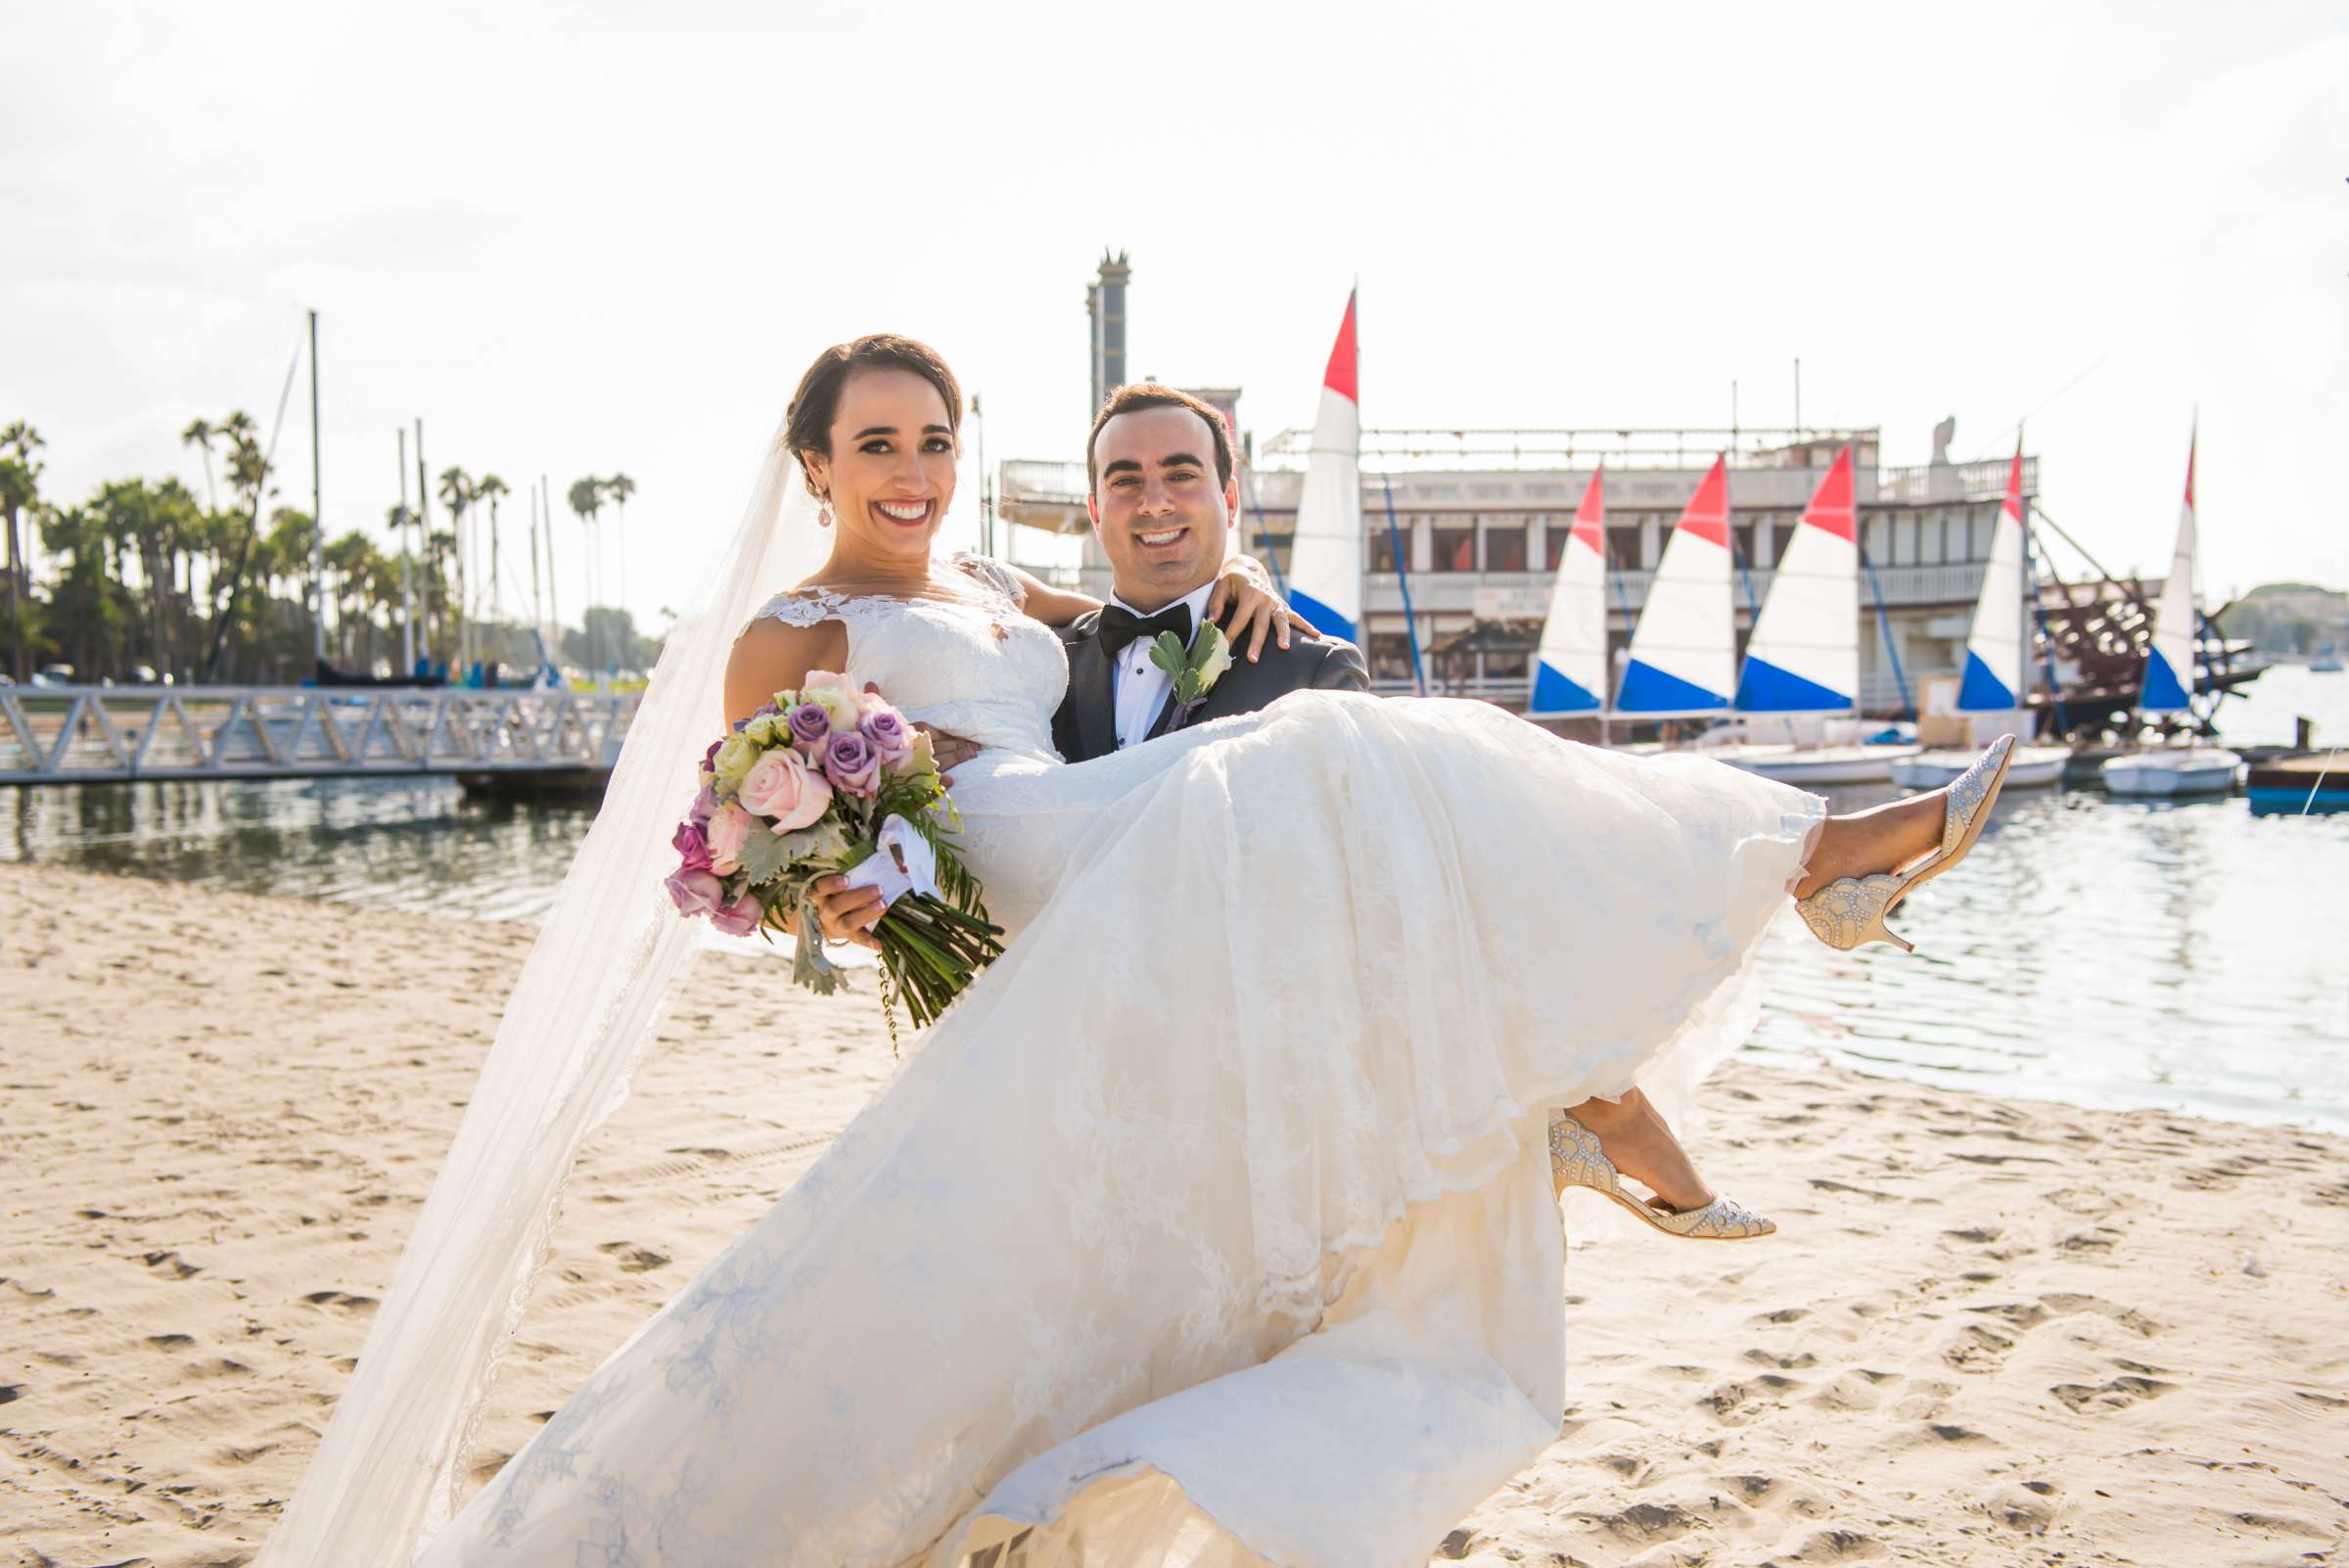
<box><xmin>1283</xmin><ymin>290</ymin><xmax>1363</xmax><ymax>644</ymax></box>
<box><xmin>1614</xmin><ymin>454</ymin><xmax>1735</xmax><ymax>720</ymax></box>
<box><xmin>1889</xmin><ymin>440</ymin><xmax>2068</xmax><ymax>789</ymax></box>
<box><xmin>2102</xmin><ymin>424</ymin><xmax>2242</xmax><ymax>797</ymax></box>
<box><xmin>1717</xmin><ymin>445</ymin><xmax>1918</xmax><ymax>784</ymax></box>
<box><xmin>1525</xmin><ymin>467</ymin><xmax>1608</xmax><ymax>716</ymax></box>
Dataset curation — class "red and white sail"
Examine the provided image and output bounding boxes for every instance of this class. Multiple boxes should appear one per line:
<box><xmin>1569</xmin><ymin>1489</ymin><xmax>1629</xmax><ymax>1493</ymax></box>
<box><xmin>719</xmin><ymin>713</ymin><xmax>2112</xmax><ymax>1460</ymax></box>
<box><xmin>1529</xmin><ymin>468</ymin><xmax>1608</xmax><ymax>714</ymax></box>
<box><xmin>1616</xmin><ymin>455</ymin><xmax>1734</xmax><ymax>715</ymax></box>
<box><xmin>2140</xmin><ymin>425</ymin><xmax>2199</xmax><ymax>715</ymax></box>
<box><xmin>1736</xmin><ymin>444</ymin><xmax>1859</xmax><ymax>713</ymax></box>
<box><xmin>1958</xmin><ymin>441</ymin><xmax>2030</xmax><ymax>713</ymax></box>
<box><xmin>1284</xmin><ymin>291</ymin><xmax>1363</xmax><ymax>642</ymax></box>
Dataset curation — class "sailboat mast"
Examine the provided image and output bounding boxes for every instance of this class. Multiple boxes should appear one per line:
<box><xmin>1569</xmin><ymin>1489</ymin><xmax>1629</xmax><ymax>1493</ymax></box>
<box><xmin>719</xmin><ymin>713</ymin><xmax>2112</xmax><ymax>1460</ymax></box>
<box><xmin>308</xmin><ymin>309</ymin><xmax>325</xmax><ymax>665</ymax></box>
<box><xmin>397</xmin><ymin>427</ymin><xmax>415</xmax><ymax>677</ymax></box>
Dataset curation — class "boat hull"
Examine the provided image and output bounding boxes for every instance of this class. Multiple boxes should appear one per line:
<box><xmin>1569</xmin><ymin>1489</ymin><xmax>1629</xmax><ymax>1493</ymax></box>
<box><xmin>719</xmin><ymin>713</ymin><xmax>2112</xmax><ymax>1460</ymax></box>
<box><xmin>1714</xmin><ymin>744</ymin><xmax>1921</xmax><ymax>785</ymax></box>
<box><xmin>1888</xmin><ymin>746</ymin><xmax>2069</xmax><ymax>790</ymax></box>
<box><xmin>2099</xmin><ymin>749</ymin><xmax>2243</xmax><ymax>797</ymax></box>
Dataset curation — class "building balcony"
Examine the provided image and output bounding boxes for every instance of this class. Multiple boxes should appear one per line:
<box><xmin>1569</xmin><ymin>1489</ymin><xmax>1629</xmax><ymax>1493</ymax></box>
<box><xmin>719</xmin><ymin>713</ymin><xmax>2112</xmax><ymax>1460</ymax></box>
<box><xmin>1362</xmin><ymin>559</ymin><xmax>1988</xmax><ymax>617</ymax></box>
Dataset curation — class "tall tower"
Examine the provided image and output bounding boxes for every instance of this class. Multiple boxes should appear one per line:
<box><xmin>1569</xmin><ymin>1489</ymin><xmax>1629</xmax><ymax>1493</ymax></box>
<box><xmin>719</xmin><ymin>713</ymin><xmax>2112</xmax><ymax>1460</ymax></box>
<box><xmin>1086</xmin><ymin>250</ymin><xmax>1130</xmax><ymax>419</ymax></box>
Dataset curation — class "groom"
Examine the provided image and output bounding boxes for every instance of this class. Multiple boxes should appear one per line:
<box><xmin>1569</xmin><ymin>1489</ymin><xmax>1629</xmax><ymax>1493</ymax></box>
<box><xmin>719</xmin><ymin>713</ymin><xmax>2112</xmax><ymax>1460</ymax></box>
<box><xmin>812</xmin><ymin>383</ymin><xmax>1366</xmax><ymax>948</ymax></box>
<box><xmin>1052</xmin><ymin>382</ymin><xmax>1368</xmax><ymax>762</ymax></box>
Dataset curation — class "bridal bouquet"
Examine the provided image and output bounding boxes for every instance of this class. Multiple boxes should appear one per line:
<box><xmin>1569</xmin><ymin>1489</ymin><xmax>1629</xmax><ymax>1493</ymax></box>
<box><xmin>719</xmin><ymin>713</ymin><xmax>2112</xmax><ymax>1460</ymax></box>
<box><xmin>667</xmin><ymin>671</ymin><xmax>1003</xmax><ymax>1045</ymax></box>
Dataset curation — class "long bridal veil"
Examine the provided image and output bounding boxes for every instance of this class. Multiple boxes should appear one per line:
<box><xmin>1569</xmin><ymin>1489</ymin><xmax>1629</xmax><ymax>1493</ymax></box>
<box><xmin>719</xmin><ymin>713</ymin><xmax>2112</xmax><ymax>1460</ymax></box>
<box><xmin>260</xmin><ymin>423</ymin><xmax>823</xmax><ymax>1565</ymax></box>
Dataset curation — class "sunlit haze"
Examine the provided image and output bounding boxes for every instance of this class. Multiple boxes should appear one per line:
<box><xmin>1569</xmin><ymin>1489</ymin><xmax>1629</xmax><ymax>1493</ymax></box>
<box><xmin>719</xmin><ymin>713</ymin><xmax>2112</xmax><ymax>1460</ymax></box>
<box><xmin>6</xmin><ymin>1</ymin><xmax>2343</xmax><ymax>636</ymax></box>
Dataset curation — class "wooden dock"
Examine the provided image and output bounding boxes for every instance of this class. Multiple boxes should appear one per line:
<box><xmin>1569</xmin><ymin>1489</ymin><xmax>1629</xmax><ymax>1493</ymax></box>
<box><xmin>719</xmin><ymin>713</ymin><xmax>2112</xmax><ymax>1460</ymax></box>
<box><xmin>2244</xmin><ymin>751</ymin><xmax>2348</xmax><ymax>809</ymax></box>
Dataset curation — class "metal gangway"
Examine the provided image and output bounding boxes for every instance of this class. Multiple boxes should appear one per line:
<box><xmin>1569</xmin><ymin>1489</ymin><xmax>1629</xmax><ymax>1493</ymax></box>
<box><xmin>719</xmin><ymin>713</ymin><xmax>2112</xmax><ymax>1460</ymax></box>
<box><xmin>0</xmin><ymin>685</ymin><xmax>641</xmax><ymax>785</ymax></box>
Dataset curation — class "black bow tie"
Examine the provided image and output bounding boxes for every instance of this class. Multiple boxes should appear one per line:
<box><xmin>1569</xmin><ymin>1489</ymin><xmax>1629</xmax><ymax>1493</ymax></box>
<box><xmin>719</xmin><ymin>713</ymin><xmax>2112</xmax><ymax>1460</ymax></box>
<box><xmin>1098</xmin><ymin>602</ymin><xmax>1194</xmax><ymax>661</ymax></box>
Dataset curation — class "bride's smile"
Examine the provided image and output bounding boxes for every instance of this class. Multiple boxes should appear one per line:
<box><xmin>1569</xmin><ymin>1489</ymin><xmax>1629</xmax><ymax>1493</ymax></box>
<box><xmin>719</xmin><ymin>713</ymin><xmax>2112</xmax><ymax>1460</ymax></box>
<box><xmin>800</xmin><ymin>363</ymin><xmax>960</xmax><ymax>566</ymax></box>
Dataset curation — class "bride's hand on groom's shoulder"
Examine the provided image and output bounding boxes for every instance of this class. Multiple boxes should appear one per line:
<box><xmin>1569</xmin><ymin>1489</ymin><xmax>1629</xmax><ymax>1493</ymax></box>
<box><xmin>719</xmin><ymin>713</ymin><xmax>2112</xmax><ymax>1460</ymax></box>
<box><xmin>1207</xmin><ymin>555</ymin><xmax>1321</xmax><ymax>665</ymax></box>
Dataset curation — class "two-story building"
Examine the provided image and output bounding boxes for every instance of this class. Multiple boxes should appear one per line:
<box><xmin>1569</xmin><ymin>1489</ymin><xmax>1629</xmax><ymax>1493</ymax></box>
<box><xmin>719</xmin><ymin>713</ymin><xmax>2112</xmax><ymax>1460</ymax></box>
<box><xmin>999</xmin><ymin>423</ymin><xmax>2038</xmax><ymax>719</ymax></box>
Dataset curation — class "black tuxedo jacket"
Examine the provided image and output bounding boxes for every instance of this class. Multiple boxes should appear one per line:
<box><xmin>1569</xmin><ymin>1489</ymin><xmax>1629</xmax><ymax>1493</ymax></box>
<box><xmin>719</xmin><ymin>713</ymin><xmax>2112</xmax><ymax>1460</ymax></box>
<box><xmin>1050</xmin><ymin>607</ymin><xmax>1371</xmax><ymax>764</ymax></box>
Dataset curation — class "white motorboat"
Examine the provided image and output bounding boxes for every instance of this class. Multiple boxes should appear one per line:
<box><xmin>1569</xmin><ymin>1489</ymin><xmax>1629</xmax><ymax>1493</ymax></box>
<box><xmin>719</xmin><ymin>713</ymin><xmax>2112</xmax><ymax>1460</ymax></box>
<box><xmin>1717</xmin><ymin>742</ymin><xmax>1921</xmax><ymax>785</ymax></box>
<box><xmin>1889</xmin><ymin>744</ymin><xmax>2070</xmax><ymax>790</ymax></box>
<box><xmin>2100</xmin><ymin>748</ymin><xmax>2242</xmax><ymax>797</ymax></box>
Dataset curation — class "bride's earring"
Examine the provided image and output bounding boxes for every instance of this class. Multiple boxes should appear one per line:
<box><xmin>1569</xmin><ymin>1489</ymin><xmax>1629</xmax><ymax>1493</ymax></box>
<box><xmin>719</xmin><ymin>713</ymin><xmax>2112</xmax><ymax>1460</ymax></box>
<box><xmin>816</xmin><ymin>489</ymin><xmax>836</xmax><ymax>529</ymax></box>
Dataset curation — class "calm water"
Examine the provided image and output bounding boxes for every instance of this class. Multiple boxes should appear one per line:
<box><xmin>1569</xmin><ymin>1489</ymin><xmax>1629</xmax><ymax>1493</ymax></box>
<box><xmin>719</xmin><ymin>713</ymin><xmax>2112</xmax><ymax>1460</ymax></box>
<box><xmin>6</xmin><ymin>667</ymin><xmax>2345</xmax><ymax>1130</ymax></box>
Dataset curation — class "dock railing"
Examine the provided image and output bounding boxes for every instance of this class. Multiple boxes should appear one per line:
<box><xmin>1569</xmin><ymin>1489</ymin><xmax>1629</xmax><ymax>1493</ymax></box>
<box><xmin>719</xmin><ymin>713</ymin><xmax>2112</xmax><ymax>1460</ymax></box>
<box><xmin>0</xmin><ymin>685</ymin><xmax>641</xmax><ymax>786</ymax></box>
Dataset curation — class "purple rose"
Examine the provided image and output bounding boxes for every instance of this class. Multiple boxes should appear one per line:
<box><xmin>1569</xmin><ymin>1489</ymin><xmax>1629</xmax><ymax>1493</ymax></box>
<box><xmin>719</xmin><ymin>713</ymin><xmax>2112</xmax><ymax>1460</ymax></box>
<box><xmin>689</xmin><ymin>781</ymin><xmax>718</xmax><ymax>825</ymax></box>
<box><xmin>702</xmin><ymin>738</ymin><xmax>724</xmax><ymax>770</ymax></box>
<box><xmin>672</xmin><ymin>818</ymin><xmax>712</xmax><ymax>872</ymax></box>
<box><xmin>856</xmin><ymin>700</ymin><xmax>915</xmax><ymax>767</ymax></box>
<box><xmin>665</xmin><ymin>865</ymin><xmax>724</xmax><ymax>918</ymax></box>
<box><xmin>752</xmin><ymin>699</ymin><xmax>781</xmax><ymax>719</ymax></box>
<box><xmin>708</xmin><ymin>890</ymin><xmax>763</xmax><ymax>939</ymax></box>
<box><xmin>822</xmin><ymin>729</ymin><xmax>879</xmax><ymax>797</ymax></box>
<box><xmin>787</xmin><ymin>701</ymin><xmax>832</xmax><ymax>752</ymax></box>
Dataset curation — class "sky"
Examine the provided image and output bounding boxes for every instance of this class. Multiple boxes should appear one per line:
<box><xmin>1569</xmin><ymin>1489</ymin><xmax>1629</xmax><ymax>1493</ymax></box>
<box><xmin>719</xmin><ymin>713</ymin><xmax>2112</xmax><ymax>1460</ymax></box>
<box><xmin>4</xmin><ymin>0</ymin><xmax>2344</xmax><ymax>641</ymax></box>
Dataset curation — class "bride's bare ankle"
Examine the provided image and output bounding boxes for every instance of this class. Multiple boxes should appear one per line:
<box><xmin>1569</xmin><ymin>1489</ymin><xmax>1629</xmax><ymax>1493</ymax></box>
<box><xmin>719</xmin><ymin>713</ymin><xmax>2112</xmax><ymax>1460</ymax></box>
<box><xmin>1796</xmin><ymin>795</ymin><xmax>1943</xmax><ymax>899</ymax></box>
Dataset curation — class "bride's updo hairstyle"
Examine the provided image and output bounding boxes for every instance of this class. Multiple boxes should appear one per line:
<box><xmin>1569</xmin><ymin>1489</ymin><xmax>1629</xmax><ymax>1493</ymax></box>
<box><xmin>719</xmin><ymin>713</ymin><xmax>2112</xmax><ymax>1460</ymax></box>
<box><xmin>786</xmin><ymin>334</ymin><xmax>964</xmax><ymax>499</ymax></box>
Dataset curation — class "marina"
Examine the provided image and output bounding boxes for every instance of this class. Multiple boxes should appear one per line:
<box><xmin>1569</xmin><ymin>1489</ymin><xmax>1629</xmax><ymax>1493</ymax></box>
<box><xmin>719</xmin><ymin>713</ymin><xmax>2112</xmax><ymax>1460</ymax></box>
<box><xmin>7</xmin><ymin>665</ymin><xmax>2343</xmax><ymax>1132</ymax></box>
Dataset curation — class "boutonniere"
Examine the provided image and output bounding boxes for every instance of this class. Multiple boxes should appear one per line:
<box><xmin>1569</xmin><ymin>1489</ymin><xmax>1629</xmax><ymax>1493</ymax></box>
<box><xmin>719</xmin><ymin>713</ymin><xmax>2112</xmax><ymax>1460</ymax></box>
<box><xmin>1149</xmin><ymin>622</ymin><xmax>1233</xmax><ymax>731</ymax></box>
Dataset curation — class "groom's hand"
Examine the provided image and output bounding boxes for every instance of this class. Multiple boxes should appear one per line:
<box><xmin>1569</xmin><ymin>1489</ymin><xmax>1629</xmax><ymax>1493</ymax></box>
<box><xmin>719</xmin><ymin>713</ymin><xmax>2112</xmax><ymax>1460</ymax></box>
<box><xmin>812</xmin><ymin>875</ymin><xmax>887</xmax><ymax>952</ymax></box>
<box><xmin>915</xmin><ymin>722</ymin><xmax>980</xmax><ymax>778</ymax></box>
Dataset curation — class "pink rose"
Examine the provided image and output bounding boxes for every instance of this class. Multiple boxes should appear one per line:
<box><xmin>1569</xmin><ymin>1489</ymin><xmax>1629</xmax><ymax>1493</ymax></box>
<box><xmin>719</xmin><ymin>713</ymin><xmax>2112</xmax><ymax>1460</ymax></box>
<box><xmin>672</xmin><ymin>818</ymin><xmax>712</xmax><ymax>873</ymax></box>
<box><xmin>704</xmin><ymin>802</ymin><xmax>755</xmax><ymax>875</ymax></box>
<box><xmin>709</xmin><ymin>890</ymin><xmax>763</xmax><ymax>939</ymax></box>
<box><xmin>856</xmin><ymin>697</ymin><xmax>916</xmax><ymax>768</ymax></box>
<box><xmin>736</xmin><ymin>747</ymin><xmax>832</xmax><ymax>831</ymax></box>
<box><xmin>665</xmin><ymin>865</ymin><xmax>724</xmax><ymax>918</ymax></box>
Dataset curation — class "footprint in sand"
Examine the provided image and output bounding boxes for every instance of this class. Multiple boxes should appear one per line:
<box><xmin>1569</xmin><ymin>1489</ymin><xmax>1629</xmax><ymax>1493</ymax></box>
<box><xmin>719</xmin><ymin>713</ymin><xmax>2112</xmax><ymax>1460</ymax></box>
<box><xmin>2050</xmin><ymin>1373</ymin><xmax>2177</xmax><ymax>1412</ymax></box>
<box><xmin>599</xmin><ymin>1242</ymin><xmax>671</xmax><ymax>1273</ymax></box>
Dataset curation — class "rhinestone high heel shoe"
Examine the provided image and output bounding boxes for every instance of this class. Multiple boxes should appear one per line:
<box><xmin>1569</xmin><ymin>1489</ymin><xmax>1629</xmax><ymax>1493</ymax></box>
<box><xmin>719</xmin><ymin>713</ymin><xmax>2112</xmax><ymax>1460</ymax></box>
<box><xmin>1794</xmin><ymin>733</ymin><xmax>2017</xmax><ymax>954</ymax></box>
<box><xmin>1548</xmin><ymin>1112</ymin><xmax>1775</xmax><ymax>1240</ymax></box>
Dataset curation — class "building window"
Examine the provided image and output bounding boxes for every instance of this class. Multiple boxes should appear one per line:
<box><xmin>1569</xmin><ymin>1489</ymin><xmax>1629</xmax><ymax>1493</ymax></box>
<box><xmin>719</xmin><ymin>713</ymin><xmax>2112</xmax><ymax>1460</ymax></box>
<box><xmin>1366</xmin><ymin>532</ymin><xmax>1401</xmax><ymax>573</ymax></box>
<box><xmin>1432</xmin><ymin>526</ymin><xmax>1477</xmax><ymax>572</ymax></box>
<box><xmin>1367</xmin><ymin>633</ymin><xmax>1416</xmax><ymax>682</ymax></box>
<box><xmin>1485</xmin><ymin>523</ymin><xmax>1528</xmax><ymax>573</ymax></box>
<box><xmin>1544</xmin><ymin>526</ymin><xmax>1574</xmax><ymax>570</ymax></box>
<box><xmin>1733</xmin><ymin>523</ymin><xmax>1759</xmax><ymax>570</ymax></box>
<box><xmin>1487</xmin><ymin>646</ymin><xmax>1534</xmax><ymax>680</ymax></box>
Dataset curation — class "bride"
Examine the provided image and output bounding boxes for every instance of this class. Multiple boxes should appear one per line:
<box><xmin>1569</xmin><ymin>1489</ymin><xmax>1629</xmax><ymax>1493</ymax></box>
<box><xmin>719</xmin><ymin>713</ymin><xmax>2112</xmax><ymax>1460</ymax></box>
<box><xmin>262</xmin><ymin>336</ymin><xmax>2014</xmax><ymax>1567</ymax></box>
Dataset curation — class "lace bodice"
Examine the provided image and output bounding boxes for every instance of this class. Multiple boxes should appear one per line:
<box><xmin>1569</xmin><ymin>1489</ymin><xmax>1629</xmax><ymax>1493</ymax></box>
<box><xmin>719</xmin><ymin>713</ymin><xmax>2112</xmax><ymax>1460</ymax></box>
<box><xmin>747</xmin><ymin>554</ymin><xmax>1068</xmax><ymax>763</ymax></box>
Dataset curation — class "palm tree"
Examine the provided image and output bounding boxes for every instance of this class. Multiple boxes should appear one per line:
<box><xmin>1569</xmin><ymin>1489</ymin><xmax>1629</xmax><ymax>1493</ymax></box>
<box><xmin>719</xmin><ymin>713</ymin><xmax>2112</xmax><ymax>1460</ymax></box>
<box><xmin>1</xmin><ymin>421</ymin><xmax>43</xmax><ymax>683</ymax></box>
<box><xmin>201</xmin><ymin>409</ymin><xmax>268</xmax><ymax>677</ymax></box>
<box><xmin>604</xmin><ymin>472</ymin><xmax>634</xmax><ymax>669</ymax></box>
<box><xmin>385</xmin><ymin>502</ymin><xmax>419</xmax><ymax>671</ymax></box>
<box><xmin>438</xmin><ymin>465</ymin><xmax>476</xmax><ymax>671</ymax></box>
<box><xmin>476</xmin><ymin>473</ymin><xmax>510</xmax><ymax>643</ymax></box>
<box><xmin>567</xmin><ymin>477</ymin><xmax>604</xmax><ymax>677</ymax></box>
<box><xmin>179</xmin><ymin>417</ymin><xmax>219</xmax><ymax>513</ymax></box>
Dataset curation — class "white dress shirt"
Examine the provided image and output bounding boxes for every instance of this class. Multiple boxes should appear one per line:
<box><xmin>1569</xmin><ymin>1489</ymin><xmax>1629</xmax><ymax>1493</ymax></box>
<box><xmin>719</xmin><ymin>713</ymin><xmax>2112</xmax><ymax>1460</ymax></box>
<box><xmin>1110</xmin><ymin>582</ymin><xmax>1218</xmax><ymax>751</ymax></box>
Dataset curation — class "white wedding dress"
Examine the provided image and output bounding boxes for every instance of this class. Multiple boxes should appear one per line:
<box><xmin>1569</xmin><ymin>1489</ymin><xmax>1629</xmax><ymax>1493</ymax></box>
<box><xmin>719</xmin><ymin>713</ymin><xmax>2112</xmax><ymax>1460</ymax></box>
<box><xmin>413</xmin><ymin>560</ymin><xmax>1825</xmax><ymax>1568</ymax></box>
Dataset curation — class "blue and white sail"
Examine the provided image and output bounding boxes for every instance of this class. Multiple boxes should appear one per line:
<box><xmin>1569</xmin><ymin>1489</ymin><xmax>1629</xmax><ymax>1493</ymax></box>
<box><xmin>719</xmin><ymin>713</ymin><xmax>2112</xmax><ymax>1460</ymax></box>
<box><xmin>1528</xmin><ymin>467</ymin><xmax>1608</xmax><ymax>715</ymax></box>
<box><xmin>1957</xmin><ymin>442</ymin><xmax>2030</xmax><ymax>712</ymax></box>
<box><xmin>1616</xmin><ymin>454</ymin><xmax>1734</xmax><ymax>715</ymax></box>
<box><xmin>2139</xmin><ymin>427</ymin><xmax>2198</xmax><ymax>715</ymax></box>
<box><xmin>1284</xmin><ymin>291</ymin><xmax>1361</xmax><ymax>642</ymax></box>
<box><xmin>1735</xmin><ymin>444</ymin><xmax>1858</xmax><ymax>713</ymax></box>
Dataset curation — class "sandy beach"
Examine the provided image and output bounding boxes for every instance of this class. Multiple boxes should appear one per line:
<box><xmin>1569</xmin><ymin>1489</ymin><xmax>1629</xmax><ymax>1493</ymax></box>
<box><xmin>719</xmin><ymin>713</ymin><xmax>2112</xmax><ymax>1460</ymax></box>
<box><xmin>3</xmin><ymin>860</ymin><xmax>2343</xmax><ymax>1568</ymax></box>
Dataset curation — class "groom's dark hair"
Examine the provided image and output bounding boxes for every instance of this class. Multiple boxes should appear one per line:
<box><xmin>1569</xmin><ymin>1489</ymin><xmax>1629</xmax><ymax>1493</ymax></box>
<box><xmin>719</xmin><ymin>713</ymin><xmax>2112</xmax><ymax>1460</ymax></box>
<box><xmin>1085</xmin><ymin>384</ymin><xmax>1235</xmax><ymax>496</ymax></box>
<box><xmin>787</xmin><ymin>335</ymin><xmax>964</xmax><ymax>496</ymax></box>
